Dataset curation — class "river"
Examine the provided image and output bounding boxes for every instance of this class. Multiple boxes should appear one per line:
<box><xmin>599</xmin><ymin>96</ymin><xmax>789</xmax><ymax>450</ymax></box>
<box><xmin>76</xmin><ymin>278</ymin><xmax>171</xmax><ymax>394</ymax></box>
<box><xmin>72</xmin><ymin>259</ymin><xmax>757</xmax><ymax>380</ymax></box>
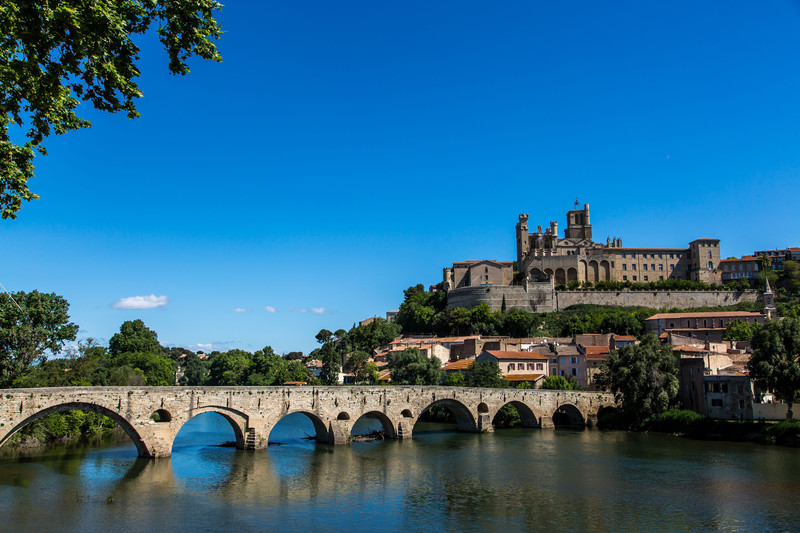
<box><xmin>1</xmin><ymin>413</ymin><xmax>799</xmax><ymax>532</ymax></box>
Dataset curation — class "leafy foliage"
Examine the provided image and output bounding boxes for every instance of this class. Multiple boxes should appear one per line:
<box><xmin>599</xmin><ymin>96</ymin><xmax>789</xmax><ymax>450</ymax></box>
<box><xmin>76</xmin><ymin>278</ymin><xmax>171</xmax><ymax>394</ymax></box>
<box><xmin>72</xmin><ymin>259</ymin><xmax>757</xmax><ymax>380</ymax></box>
<box><xmin>107</xmin><ymin>320</ymin><xmax>174</xmax><ymax>385</ymax></box>
<box><xmin>1</xmin><ymin>0</ymin><xmax>223</xmax><ymax>218</ymax></box>
<box><xmin>387</xmin><ymin>348</ymin><xmax>442</xmax><ymax>385</ymax></box>
<box><xmin>466</xmin><ymin>360</ymin><xmax>506</xmax><ymax>388</ymax></box>
<box><xmin>723</xmin><ymin>319</ymin><xmax>759</xmax><ymax>342</ymax></box>
<box><xmin>541</xmin><ymin>375</ymin><xmax>580</xmax><ymax>390</ymax></box>
<box><xmin>597</xmin><ymin>334</ymin><xmax>679</xmax><ymax>424</ymax></box>
<box><xmin>747</xmin><ymin>318</ymin><xmax>800</xmax><ymax>419</ymax></box>
<box><xmin>0</xmin><ymin>290</ymin><xmax>78</xmax><ymax>387</ymax></box>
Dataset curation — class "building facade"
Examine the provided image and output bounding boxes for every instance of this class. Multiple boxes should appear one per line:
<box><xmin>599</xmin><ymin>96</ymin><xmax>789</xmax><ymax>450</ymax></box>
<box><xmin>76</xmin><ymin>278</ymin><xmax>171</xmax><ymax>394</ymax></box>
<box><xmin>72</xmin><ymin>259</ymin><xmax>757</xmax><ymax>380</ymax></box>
<box><xmin>444</xmin><ymin>204</ymin><xmax>722</xmax><ymax>289</ymax></box>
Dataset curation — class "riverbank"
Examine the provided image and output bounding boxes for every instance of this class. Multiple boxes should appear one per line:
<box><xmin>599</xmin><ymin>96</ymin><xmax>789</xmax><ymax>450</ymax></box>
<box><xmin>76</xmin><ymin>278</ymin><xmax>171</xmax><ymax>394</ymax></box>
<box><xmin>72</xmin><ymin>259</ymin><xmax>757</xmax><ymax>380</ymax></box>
<box><xmin>603</xmin><ymin>409</ymin><xmax>800</xmax><ymax>447</ymax></box>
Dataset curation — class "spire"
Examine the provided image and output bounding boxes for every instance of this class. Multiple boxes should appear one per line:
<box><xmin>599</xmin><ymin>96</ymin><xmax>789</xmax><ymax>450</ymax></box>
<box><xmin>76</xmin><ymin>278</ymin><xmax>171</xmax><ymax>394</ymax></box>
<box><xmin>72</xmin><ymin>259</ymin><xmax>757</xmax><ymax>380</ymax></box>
<box><xmin>763</xmin><ymin>276</ymin><xmax>777</xmax><ymax>320</ymax></box>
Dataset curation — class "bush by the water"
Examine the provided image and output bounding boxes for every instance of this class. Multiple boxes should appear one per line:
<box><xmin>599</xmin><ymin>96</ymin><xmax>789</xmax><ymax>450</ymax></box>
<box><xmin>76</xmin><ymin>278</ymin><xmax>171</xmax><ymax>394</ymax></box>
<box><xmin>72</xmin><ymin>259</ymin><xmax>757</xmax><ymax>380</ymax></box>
<box><xmin>764</xmin><ymin>420</ymin><xmax>800</xmax><ymax>445</ymax></box>
<box><xmin>642</xmin><ymin>410</ymin><xmax>705</xmax><ymax>434</ymax></box>
<box><xmin>7</xmin><ymin>411</ymin><xmax>117</xmax><ymax>448</ymax></box>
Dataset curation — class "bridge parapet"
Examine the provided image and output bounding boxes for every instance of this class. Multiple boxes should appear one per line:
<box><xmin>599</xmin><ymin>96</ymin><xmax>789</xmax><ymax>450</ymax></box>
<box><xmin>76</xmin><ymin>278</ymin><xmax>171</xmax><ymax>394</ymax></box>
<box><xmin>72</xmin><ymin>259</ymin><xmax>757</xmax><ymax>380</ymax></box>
<box><xmin>0</xmin><ymin>386</ymin><xmax>617</xmax><ymax>457</ymax></box>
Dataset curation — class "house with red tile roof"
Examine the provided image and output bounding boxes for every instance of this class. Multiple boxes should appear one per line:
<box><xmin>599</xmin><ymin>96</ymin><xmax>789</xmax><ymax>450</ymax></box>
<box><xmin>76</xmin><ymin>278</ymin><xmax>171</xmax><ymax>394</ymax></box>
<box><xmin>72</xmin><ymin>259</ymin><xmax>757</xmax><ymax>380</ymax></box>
<box><xmin>645</xmin><ymin>311</ymin><xmax>765</xmax><ymax>342</ymax></box>
<box><xmin>476</xmin><ymin>350</ymin><xmax>549</xmax><ymax>387</ymax></box>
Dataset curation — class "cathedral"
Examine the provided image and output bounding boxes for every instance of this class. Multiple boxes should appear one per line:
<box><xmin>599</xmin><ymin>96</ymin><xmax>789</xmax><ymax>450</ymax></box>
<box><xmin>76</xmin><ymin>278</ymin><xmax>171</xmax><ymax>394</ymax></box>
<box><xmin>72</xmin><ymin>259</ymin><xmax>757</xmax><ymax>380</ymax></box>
<box><xmin>444</xmin><ymin>204</ymin><xmax>721</xmax><ymax>289</ymax></box>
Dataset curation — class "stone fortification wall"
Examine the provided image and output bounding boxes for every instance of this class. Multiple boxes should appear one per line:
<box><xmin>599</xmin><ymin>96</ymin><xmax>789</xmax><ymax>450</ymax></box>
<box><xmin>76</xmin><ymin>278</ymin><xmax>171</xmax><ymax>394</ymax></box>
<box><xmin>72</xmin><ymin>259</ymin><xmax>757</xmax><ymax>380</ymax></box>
<box><xmin>554</xmin><ymin>289</ymin><xmax>760</xmax><ymax>311</ymax></box>
<box><xmin>446</xmin><ymin>285</ymin><xmax>760</xmax><ymax>313</ymax></box>
<box><xmin>445</xmin><ymin>283</ymin><xmax>555</xmax><ymax>313</ymax></box>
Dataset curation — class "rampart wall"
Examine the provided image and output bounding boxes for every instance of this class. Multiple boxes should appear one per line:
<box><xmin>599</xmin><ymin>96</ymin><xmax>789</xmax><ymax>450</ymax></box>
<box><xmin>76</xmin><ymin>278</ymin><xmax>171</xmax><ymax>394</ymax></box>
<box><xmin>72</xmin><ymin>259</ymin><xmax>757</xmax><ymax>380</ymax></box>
<box><xmin>446</xmin><ymin>285</ymin><xmax>760</xmax><ymax>313</ymax></box>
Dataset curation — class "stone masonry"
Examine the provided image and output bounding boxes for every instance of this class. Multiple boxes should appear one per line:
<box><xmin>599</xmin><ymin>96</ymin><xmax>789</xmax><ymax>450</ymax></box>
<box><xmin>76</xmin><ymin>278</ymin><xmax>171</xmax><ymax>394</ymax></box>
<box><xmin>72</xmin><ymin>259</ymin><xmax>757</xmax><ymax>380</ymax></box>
<box><xmin>0</xmin><ymin>386</ymin><xmax>616</xmax><ymax>458</ymax></box>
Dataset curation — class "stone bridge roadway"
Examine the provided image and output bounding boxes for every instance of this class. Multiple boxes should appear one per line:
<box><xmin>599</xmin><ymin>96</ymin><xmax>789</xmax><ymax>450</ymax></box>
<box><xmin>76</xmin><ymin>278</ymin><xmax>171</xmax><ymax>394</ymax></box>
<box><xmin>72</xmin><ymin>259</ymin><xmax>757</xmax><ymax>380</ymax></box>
<box><xmin>0</xmin><ymin>386</ymin><xmax>617</xmax><ymax>458</ymax></box>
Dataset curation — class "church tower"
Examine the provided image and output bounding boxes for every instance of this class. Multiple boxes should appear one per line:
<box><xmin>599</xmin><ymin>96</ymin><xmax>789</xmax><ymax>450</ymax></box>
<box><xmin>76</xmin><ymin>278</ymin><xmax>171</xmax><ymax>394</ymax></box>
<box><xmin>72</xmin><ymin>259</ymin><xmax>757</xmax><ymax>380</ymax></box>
<box><xmin>762</xmin><ymin>277</ymin><xmax>777</xmax><ymax>320</ymax></box>
<box><xmin>564</xmin><ymin>203</ymin><xmax>593</xmax><ymax>241</ymax></box>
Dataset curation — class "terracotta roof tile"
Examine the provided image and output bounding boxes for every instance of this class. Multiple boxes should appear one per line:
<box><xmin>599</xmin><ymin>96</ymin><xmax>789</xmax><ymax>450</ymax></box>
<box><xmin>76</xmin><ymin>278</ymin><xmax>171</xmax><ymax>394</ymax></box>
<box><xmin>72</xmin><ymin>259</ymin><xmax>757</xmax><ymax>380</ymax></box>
<box><xmin>646</xmin><ymin>311</ymin><xmax>762</xmax><ymax>320</ymax></box>
<box><xmin>504</xmin><ymin>373</ymin><xmax>545</xmax><ymax>382</ymax></box>
<box><xmin>484</xmin><ymin>350</ymin><xmax>550</xmax><ymax>360</ymax></box>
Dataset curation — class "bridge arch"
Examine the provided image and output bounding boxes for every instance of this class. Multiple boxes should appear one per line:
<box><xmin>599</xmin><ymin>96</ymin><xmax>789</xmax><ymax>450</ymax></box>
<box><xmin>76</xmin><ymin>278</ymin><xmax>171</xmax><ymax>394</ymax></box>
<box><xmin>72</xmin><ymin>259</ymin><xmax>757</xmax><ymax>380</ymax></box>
<box><xmin>0</xmin><ymin>401</ymin><xmax>150</xmax><ymax>457</ymax></box>
<box><xmin>552</xmin><ymin>403</ymin><xmax>585</xmax><ymax>427</ymax></box>
<box><xmin>414</xmin><ymin>398</ymin><xmax>477</xmax><ymax>433</ymax></box>
<box><xmin>350</xmin><ymin>410</ymin><xmax>397</xmax><ymax>439</ymax></box>
<box><xmin>490</xmin><ymin>400</ymin><xmax>541</xmax><ymax>428</ymax></box>
<box><xmin>172</xmin><ymin>406</ymin><xmax>249</xmax><ymax>450</ymax></box>
<box><xmin>268</xmin><ymin>410</ymin><xmax>336</xmax><ymax>444</ymax></box>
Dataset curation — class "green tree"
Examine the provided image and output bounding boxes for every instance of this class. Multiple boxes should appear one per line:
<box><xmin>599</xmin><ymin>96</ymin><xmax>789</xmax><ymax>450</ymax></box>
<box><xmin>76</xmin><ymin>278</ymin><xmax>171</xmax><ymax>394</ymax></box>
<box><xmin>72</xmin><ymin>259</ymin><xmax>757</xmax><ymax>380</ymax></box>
<box><xmin>723</xmin><ymin>319</ymin><xmax>758</xmax><ymax>342</ymax></box>
<box><xmin>443</xmin><ymin>371</ymin><xmax>466</xmax><ymax>386</ymax></box>
<box><xmin>344</xmin><ymin>350</ymin><xmax>371</xmax><ymax>383</ymax></box>
<box><xmin>108</xmin><ymin>319</ymin><xmax>162</xmax><ymax>357</ymax></box>
<box><xmin>388</xmin><ymin>348</ymin><xmax>442</xmax><ymax>385</ymax></box>
<box><xmin>1</xmin><ymin>0</ymin><xmax>223</xmax><ymax>219</ymax></box>
<box><xmin>0</xmin><ymin>290</ymin><xmax>78</xmax><ymax>386</ymax></box>
<box><xmin>466</xmin><ymin>360</ymin><xmax>506</xmax><ymax>388</ymax></box>
<box><xmin>206</xmin><ymin>349</ymin><xmax>251</xmax><ymax>386</ymax></box>
<box><xmin>315</xmin><ymin>328</ymin><xmax>341</xmax><ymax>386</ymax></box>
<box><xmin>541</xmin><ymin>375</ymin><xmax>580</xmax><ymax>390</ymax></box>
<box><xmin>747</xmin><ymin>318</ymin><xmax>800</xmax><ymax>419</ymax></box>
<box><xmin>597</xmin><ymin>334</ymin><xmax>679</xmax><ymax>424</ymax></box>
<box><xmin>107</xmin><ymin>320</ymin><xmax>175</xmax><ymax>385</ymax></box>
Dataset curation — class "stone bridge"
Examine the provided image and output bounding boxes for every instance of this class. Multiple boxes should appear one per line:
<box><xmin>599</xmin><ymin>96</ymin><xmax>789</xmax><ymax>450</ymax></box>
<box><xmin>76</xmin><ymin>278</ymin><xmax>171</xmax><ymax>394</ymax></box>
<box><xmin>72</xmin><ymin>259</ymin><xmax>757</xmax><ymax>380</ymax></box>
<box><xmin>0</xmin><ymin>386</ymin><xmax>617</xmax><ymax>458</ymax></box>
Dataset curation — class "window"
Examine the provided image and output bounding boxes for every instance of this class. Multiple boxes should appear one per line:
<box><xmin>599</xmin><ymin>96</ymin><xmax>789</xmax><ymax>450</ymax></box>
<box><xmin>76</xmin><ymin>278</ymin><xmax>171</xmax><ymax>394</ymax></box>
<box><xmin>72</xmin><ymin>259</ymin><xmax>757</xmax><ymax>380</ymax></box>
<box><xmin>643</xmin><ymin>264</ymin><xmax>648</xmax><ymax>271</ymax></box>
<box><xmin>633</xmin><ymin>275</ymin><xmax>637</xmax><ymax>281</ymax></box>
<box><xmin>722</xmin><ymin>383</ymin><xmax>729</xmax><ymax>393</ymax></box>
<box><xmin>536</xmin><ymin>363</ymin><xmax>544</xmax><ymax>370</ymax></box>
<box><xmin>527</xmin><ymin>363</ymin><xmax>533</xmax><ymax>370</ymax></box>
<box><xmin>651</xmin><ymin>254</ymin><xmax>655</xmax><ymax>259</ymax></box>
<box><xmin>707</xmin><ymin>262</ymin><xmax>714</xmax><ymax>270</ymax></box>
<box><xmin>689</xmin><ymin>367</ymin><xmax>693</xmax><ymax>376</ymax></box>
<box><xmin>669</xmin><ymin>322</ymin><xmax>675</xmax><ymax>328</ymax></box>
<box><xmin>651</xmin><ymin>264</ymin><xmax>656</xmax><ymax>270</ymax></box>
<box><xmin>623</xmin><ymin>275</ymin><xmax>628</xmax><ymax>281</ymax></box>
<box><xmin>632</xmin><ymin>264</ymin><xmax>637</xmax><ymax>270</ymax></box>
<box><xmin>570</xmin><ymin>357</ymin><xmax>578</xmax><ymax>364</ymax></box>
<box><xmin>737</xmin><ymin>385</ymin><xmax>744</xmax><ymax>394</ymax></box>
<box><xmin>560</xmin><ymin>369</ymin><xmax>565</xmax><ymax>376</ymax></box>
<box><xmin>739</xmin><ymin>399</ymin><xmax>745</xmax><ymax>409</ymax></box>
<box><xmin>622</xmin><ymin>252</ymin><xmax>627</xmax><ymax>258</ymax></box>
<box><xmin>707</xmin><ymin>251</ymin><xmax>712</xmax><ymax>258</ymax></box>
<box><xmin>711</xmin><ymin>399</ymin><xmax>723</xmax><ymax>407</ymax></box>
<box><xmin>571</xmin><ymin>368</ymin><xmax>577</xmax><ymax>376</ymax></box>
<box><xmin>703</xmin><ymin>320</ymin><xmax>708</xmax><ymax>327</ymax></box>
<box><xmin>658</xmin><ymin>253</ymin><xmax>663</xmax><ymax>259</ymax></box>
<box><xmin>611</xmin><ymin>261</ymin><xmax>615</xmax><ymax>268</ymax></box>
<box><xmin>659</xmin><ymin>276</ymin><xmax>664</xmax><ymax>280</ymax></box>
<box><xmin>644</xmin><ymin>275</ymin><xmax>649</xmax><ymax>281</ymax></box>
<box><xmin>623</xmin><ymin>264</ymin><xmax>627</xmax><ymax>270</ymax></box>
<box><xmin>659</xmin><ymin>264</ymin><xmax>663</xmax><ymax>271</ymax></box>
<box><xmin>670</xmin><ymin>253</ymin><xmax>674</xmax><ymax>259</ymax></box>
<box><xmin>676</xmin><ymin>265</ymin><xmax>681</xmax><ymax>271</ymax></box>
<box><xmin>508</xmin><ymin>363</ymin><xmax>515</xmax><ymax>371</ymax></box>
<box><xmin>631</xmin><ymin>253</ymin><xmax>636</xmax><ymax>258</ymax></box>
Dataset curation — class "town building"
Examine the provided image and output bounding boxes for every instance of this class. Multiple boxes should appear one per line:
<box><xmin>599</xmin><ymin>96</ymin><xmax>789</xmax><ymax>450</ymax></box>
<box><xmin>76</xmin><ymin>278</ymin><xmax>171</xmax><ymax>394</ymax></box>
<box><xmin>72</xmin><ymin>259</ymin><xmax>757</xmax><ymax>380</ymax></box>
<box><xmin>704</xmin><ymin>374</ymin><xmax>754</xmax><ymax>420</ymax></box>
<box><xmin>719</xmin><ymin>256</ymin><xmax>760</xmax><ymax>284</ymax></box>
<box><xmin>476</xmin><ymin>350</ymin><xmax>549</xmax><ymax>387</ymax></box>
<box><xmin>644</xmin><ymin>311</ymin><xmax>765</xmax><ymax>342</ymax></box>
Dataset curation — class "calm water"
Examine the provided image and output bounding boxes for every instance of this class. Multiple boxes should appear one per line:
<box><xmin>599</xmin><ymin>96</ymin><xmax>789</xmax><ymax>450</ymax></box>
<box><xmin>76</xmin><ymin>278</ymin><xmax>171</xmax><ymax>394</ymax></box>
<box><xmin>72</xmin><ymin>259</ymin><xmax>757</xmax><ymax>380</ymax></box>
<box><xmin>1</xmin><ymin>413</ymin><xmax>799</xmax><ymax>532</ymax></box>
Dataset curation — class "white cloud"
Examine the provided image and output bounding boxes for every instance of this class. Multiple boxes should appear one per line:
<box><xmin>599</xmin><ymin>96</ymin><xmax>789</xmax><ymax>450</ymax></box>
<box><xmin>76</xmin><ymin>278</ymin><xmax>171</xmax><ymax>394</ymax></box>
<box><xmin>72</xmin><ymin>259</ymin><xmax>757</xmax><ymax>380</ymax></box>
<box><xmin>264</xmin><ymin>306</ymin><xmax>277</xmax><ymax>313</ymax></box>
<box><xmin>113</xmin><ymin>294</ymin><xmax>168</xmax><ymax>309</ymax></box>
<box><xmin>290</xmin><ymin>307</ymin><xmax>331</xmax><ymax>315</ymax></box>
<box><xmin>233</xmin><ymin>307</ymin><xmax>251</xmax><ymax>313</ymax></box>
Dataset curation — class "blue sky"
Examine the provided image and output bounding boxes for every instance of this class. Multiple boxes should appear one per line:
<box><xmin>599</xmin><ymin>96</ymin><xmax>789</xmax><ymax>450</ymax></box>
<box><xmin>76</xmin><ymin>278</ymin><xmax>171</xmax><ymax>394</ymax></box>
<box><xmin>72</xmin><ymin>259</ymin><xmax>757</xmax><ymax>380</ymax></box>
<box><xmin>3</xmin><ymin>1</ymin><xmax>800</xmax><ymax>354</ymax></box>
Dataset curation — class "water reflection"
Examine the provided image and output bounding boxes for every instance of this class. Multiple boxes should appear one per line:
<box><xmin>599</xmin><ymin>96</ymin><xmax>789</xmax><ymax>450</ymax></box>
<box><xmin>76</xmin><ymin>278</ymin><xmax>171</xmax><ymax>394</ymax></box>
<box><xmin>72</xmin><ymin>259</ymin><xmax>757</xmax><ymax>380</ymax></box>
<box><xmin>2</xmin><ymin>419</ymin><xmax>800</xmax><ymax>531</ymax></box>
